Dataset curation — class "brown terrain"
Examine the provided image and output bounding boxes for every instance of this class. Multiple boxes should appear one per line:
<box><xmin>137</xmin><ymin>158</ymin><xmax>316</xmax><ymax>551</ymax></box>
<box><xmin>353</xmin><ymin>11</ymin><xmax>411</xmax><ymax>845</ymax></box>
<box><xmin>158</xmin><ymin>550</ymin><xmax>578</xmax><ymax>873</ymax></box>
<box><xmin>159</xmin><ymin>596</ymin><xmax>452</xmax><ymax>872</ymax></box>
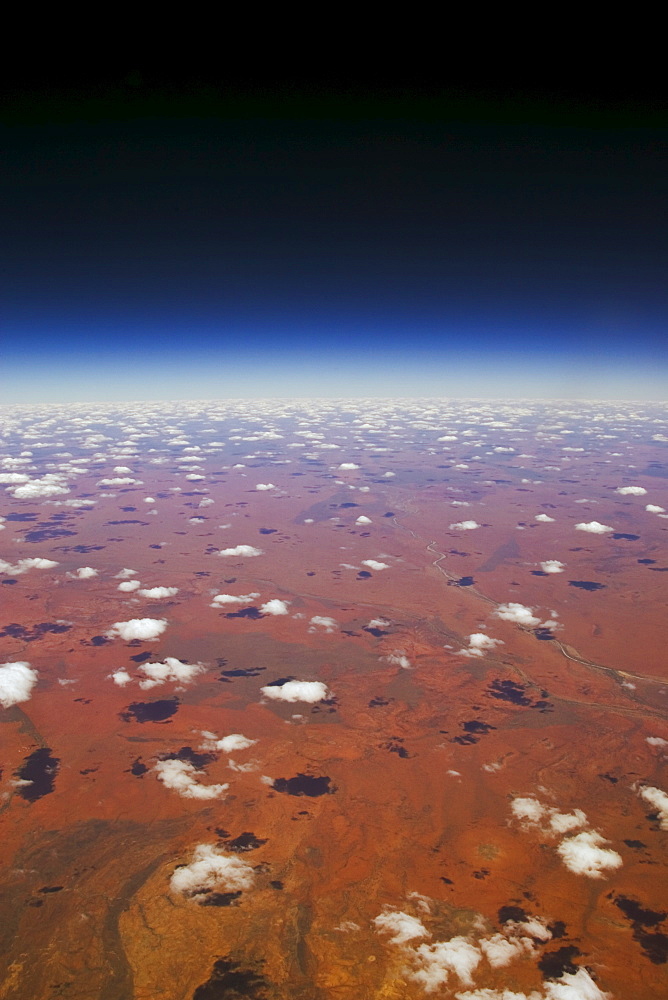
<box><xmin>0</xmin><ymin>398</ymin><xmax>666</xmax><ymax>1000</ymax></box>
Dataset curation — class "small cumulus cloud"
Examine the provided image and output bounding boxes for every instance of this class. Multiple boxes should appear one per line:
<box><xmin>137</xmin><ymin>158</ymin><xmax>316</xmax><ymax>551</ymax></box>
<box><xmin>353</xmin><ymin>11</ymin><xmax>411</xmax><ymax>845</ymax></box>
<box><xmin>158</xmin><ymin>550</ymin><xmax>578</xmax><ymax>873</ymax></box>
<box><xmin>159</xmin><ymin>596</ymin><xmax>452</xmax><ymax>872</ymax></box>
<box><xmin>450</xmin><ymin>520</ymin><xmax>481</xmax><ymax>531</ymax></box>
<box><xmin>385</xmin><ymin>650</ymin><xmax>412</xmax><ymax>669</ymax></box>
<box><xmin>255</xmin><ymin>483</ymin><xmax>275</xmax><ymax>490</ymax></box>
<box><xmin>154</xmin><ymin>760</ymin><xmax>228</xmax><ymax>800</ymax></box>
<box><xmin>218</xmin><ymin>545</ymin><xmax>263</xmax><ymax>557</ymax></box>
<box><xmin>118</xmin><ymin>580</ymin><xmax>141</xmax><ymax>592</ymax></box>
<box><xmin>200</xmin><ymin>731</ymin><xmax>256</xmax><ymax>753</ymax></box>
<box><xmin>138</xmin><ymin>657</ymin><xmax>205</xmax><ymax>689</ymax></box>
<box><xmin>540</xmin><ymin>560</ymin><xmax>565</xmax><ymax>574</ymax></box>
<box><xmin>636</xmin><ymin>784</ymin><xmax>668</xmax><ymax>829</ymax></box>
<box><xmin>71</xmin><ymin>566</ymin><xmax>98</xmax><ymax>579</ymax></box>
<box><xmin>114</xmin><ymin>568</ymin><xmax>138</xmax><ymax>578</ymax></box>
<box><xmin>615</xmin><ymin>486</ymin><xmax>647</xmax><ymax>495</ymax></box>
<box><xmin>0</xmin><ymin>557</ymin><xmax>59</xmax><ymax>575</ymax></box>
<box><xmin>361</xmin><ymin>559</ymin><xmax>390</xmax><ymax>571</ymax></box>
<box><xmin>259</xmin><ymin>599</ymin><xmax>290</xmax><ymax>615</ymax></box>
<box><xmin>555</xmin><ymin>830</ymin><xmax>622</xmax><ymax>878</ymax></box>
<box><xmin>646</xmin><ymin>504</ymin><xmax>665</xmax><ymax>513</ymax></box>
<box><xmin>0</xmin><ymin>661</ymin><xmax>38</xmax><ymax>708</ymax></box>
<box><xmin>356</xmin><ymin>515</ymin><xmax>372</xmax><ymax>524</ymax></box>
<box><xmin>338</xmin><ymin>463</ymin><xmax>360</xmax><ymax>470</ymax></box>
<box><xmin>458</xmin><ymin>633</ymin><xmax>504</xmax><ymax>658</ymax></box>
<box><xmin>309</xmin><ymin>616</ymin><xmax>337</xmax><ymax>633</ymax></box>
<box><xmin>210</xmin><ymin>592</ymin><xmax>260</xmax><ymax>607</ymax></box>
<box><xmin>575</xmin><ymin>521</ymin><xmax>613</xmax><ymax>534</ymax></box>
<box><xmin>110</xmin><ymin>669</ymin><xmax>132</xmax><ymax>687</ymax></box>
<box><xmin>373</xmin><ymin>908</ymin><xmax>430</xmax><ymax>945</ymax></box>
<box><xmin>170</xmin><ymin>844</ymin><xmax>255</xmax><ymax>899</ymax></box>
<box><xmin>535</xmin><ymin>513</ymin><xmax>555</xmax><ymax>522</ymax></box>
<box><xmin>260</xmin><ymin>680</ymin><xmax>331</xmax><ymax>703</ymax></box>
<box><xmin>138</xmin><ymin>586</ymin><xmax>179</xmax><ymax>599</ymax></box>
<box><xmin>106</xmin><ymin>618</ymin><xmax>167</xmax><ymax>641</ymax></box>
<box><xmin>494</xmin><ymin>603</ymin><xmax>541</xmax><ymax>627</ymax></box>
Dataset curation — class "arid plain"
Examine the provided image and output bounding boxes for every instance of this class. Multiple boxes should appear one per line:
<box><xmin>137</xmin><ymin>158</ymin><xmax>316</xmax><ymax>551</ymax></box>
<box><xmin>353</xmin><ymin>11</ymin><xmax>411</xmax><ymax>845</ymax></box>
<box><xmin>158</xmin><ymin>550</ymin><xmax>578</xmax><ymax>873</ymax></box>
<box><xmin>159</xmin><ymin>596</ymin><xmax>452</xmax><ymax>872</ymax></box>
<box><xmin>0</xmin><ymin>399</ymin><xmax>666</xmax><ymax>1000</ymax></box>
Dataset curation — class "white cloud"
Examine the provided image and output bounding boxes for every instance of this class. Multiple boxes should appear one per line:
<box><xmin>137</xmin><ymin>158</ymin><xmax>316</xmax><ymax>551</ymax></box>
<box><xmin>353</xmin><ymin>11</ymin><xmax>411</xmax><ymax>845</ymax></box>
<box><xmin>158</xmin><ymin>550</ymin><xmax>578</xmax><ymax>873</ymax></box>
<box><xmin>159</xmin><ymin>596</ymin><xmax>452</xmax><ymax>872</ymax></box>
<box><xmin>535</xmin><ymin>513</ymin><xmax>555</xmax><ymax>522</ymax></box>
<box><xmin>200</xmin><ymin>731</ymin><xmax>257</xmax><ymax>753</ymax></box>
<box><xmin>540</xmin><ymin>560</ymin><xmax>565</xmax><ymax>574</ymax></box>
<box><xmin>218</xmin><ymin>544</ymin><xmax>263</xmax><ymax>557</ymax></box>
<box><xmin>373</xmin><ymin>908</ymin><xmax>430</xmax><ymax>945</ymax></box>
<box><xmin>260</xmin><ymin>680</ymin><xmax>331</xmax><ymax>703</ymax></box>
<box><xmin>96</xmin><ymin>477</ymin><xmax>142</xmax><ymax>486</ymax></box>
<box><xmin>106</xmin><ymin>618</ymin><xmax>167</xmax><ymax>641</ymax></box>
<box><xmin>410</xmin><ymin>937</ymin><xmax>482</xmax><ymax>991</ymax></box>
<box><xmin>615</xmin><ymin>486</ymin><xmax>647</xmax><ymax>495</ymax></box>
<box><xmin>138</xmin><ymin>657</ymin><xmax>205</xmax><ymax>689</ymax></box>
<box><xmin>110</xmin><ymin>669</ymin><xmax>132</xmax><ymax>686</ymax></box>
<box><xmin>479</xmin><ymin>933</ymin><xmax>534</xmax><ymax>968</ymax></box>
<box><xmin>0</xmin><ymin>557</ymin><xmax>59</xmax><ymax>575</ymax></box>
<box><xmin>118</xmin><ymin>580</ymin><xmax>141</xmax><ymax>592</ymax></box>
<box><xmin>210</xmin><ymin>592</ymin><xmax>260</xmax><ymax>606</ymax></box>
<box><xmin>511</xmin><ymin>797</ymin><xmax>546</xmax><ymax>824</ymax></box>
<box><xmin>260</xmin><ymin>599</ymin><xmax>290</xmax><ymax>615</ymax></box>
<box><xmin>11</xmin><ymin>479</ymin><xmax>70</xmax><ymax>498</ymax></box>
<box><xmin>450</xmin><ymin>520</ymin><xmax>481</xmax><ymax>531</ymax></box>
<box><xmin>494</xmin><ymin>603</ymin><xmax>541</xmax><ymax>627</ymax></box>
<box><xmin>138</xmin><ymin>586</ymin><xmax>179</xmax><ymax>599</ymax></box>
<box><xmin>646</xmin><ymin>736</ymin><xmax>668</xmax><ymax>747</ymax></box>
<box><xmin>0</xmin><ymin>472</ymin><xmax>31</xmax><ymax>483</ymax></box>
<box><xmin>543</xmin><ymin>967</ymin><xmax>611</xmax><ymax>1000</ymax></box>
<box><xmin>385</xmin><ymin>651</ymin><xmax>412</xmax><ymax>669</ymax></box>
<box><xmin>309</xmin><ymin>615</ymin><xmax>337</xmax><ymax>633</ymax></box>
<box><xmin>255</xmin><ymin>483</ymin><xmax>275</xmax><ymax>490</ymax></box>
<box><xmin>338</xmin><ymin>463</ymin><xmax>360</xmax><ymax>470</ymax></box>
<box><xmin>170</xmin><ymin>843</ymin><xmax>254</xmax><ymax>898</ymax></box>
<box><xmin>362</xmin><ymin>559</ymin><xmax>390</xmax><ymax>571</ymax></box>
<box><xmin>458</xmin><ymin>633</ymin><xmax>504</xmax><ymax>658</ymax></box>
<box><xmin>547</xmin><ymin>809</ymin><xmax>588</xmax><ymax>834</ymax></box>
<box><xmin>72</xmin><ymin>566</ymin><xmax>98</xmax><ymax>579</ymax></box>
<box><xmin>646</xmin><ymin>504</ymin><xmax>665</xmax><ymax>513</ymax></box>
<box><xmin>456</xmin><ymin>967</ymin><xmax>611</xmax><ymax>1000</ymax></box>
<box><xmin>555</xmin><ymin>830</ymin><xmax>622</xmax><ymax>878</ymax></box>
<box><xmin>0</xmin><ymin>661</ymin><xmax>38</xmax><ymax>708</ymax></box>
<box><xmin>575</xmin><ymin>521</ymin><xmax>613</xmax><ymax>534</ymax></box>
<box><xmin>115</xmin><ymin>568</ymin><xmax>138</xmax><ymax>578</ymax></box>
<box><xmin>636</xmin><ymin>784</ymin><xmax>668</xmax><ymax>829</ymax></box>
<box><xmin>154</xmin><ymin>760</ymin><xmax>228</xmax><ymax>800</ymax></box>
<box><xmin>356</xmin><ymin>515</ymin><xmax>372</xmax><ymax>524</ymax></box>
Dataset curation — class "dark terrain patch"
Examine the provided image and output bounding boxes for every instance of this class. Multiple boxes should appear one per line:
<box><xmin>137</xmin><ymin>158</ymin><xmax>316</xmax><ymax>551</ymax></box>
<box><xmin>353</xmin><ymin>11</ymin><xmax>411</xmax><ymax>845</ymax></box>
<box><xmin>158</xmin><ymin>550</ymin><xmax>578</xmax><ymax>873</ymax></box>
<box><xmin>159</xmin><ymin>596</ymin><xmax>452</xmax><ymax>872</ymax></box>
<box><xmin>199</xmin><ymin>891</ymin><xmax>242</xmax><ymax>907</ymax></box>
<box><xmin>120</xmin><ymin>699</ymin><xmax>179</xmax><ymax>723</ymax></box>
<box><xmin>538</xmin><ymin>945</ymin><xmax>582</xmax><ymax>978</ymax></box>
<box><xmin>498</xmin><ymin>904</ymin><xmax>529</xmax><ymax>924</ymax></box>
<box><xmin>273</xmin><ymin>774</ymin><xmax>333</xmax><ymax>797</ymax></box>
<box><xmin>24</xmin><ymin>528</ymin><xmax>77</xmax><ymax>543</ymax></box>
<box><xmin>488</xmin><ymin>679</ymin><xmax>532</xmax><ymax>706</ymax></box>
<box><xmin>612</xmin><ymin>533</ymin><xmax>640</xmax><ymax>541</ymax></box>
<box><xmin>14</xmin><ymin>748</ymin><xmax>59</xmax><ymax>802</ymax></box>
<box><xmin>220</xmin><ymin>666</ymin><xmax>266</xmax><ymax>679</ymax></box>
<box><xmin>452</xmin><ymin>719</ymin><xmax>496</xmax><ymax>745</ymax></box>
<box><xmin>222</xmin><ymin>832</ymin><xmax>268</xmax><ymax>853</ymax></box>
<box><xmin>192</xmin><ymin>958</ymin><xmax>268</xmax><ymax>1000</ymax></box>
<box><xmin>0</xmin><ymin>622</ymin><xmax>71</xmax><ymax>641</ymax></box>
<box><xmin>159</xmin><ymin>746</ymin><xmax>217</xmax><ymax>768</ymax></box>
<box><xmin>568</xmin><ymin>580</ymin><xmax>606</xmax><ymax>591</ymax></box>
<box><xmin>613</xmin><ymin>895</ymin><xmax>668</xmax><ymax>965</ymax></box>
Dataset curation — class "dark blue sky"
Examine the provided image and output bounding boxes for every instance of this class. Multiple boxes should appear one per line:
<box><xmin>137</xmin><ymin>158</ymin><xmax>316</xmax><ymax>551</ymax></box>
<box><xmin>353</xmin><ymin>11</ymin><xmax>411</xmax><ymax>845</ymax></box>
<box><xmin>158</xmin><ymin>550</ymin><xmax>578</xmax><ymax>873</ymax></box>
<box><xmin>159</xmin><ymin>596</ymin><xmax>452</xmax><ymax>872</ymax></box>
<box><xmin>2</xmin><ymin>76</ymin><xmax>666</xmax><ymax>400</ymax></box>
